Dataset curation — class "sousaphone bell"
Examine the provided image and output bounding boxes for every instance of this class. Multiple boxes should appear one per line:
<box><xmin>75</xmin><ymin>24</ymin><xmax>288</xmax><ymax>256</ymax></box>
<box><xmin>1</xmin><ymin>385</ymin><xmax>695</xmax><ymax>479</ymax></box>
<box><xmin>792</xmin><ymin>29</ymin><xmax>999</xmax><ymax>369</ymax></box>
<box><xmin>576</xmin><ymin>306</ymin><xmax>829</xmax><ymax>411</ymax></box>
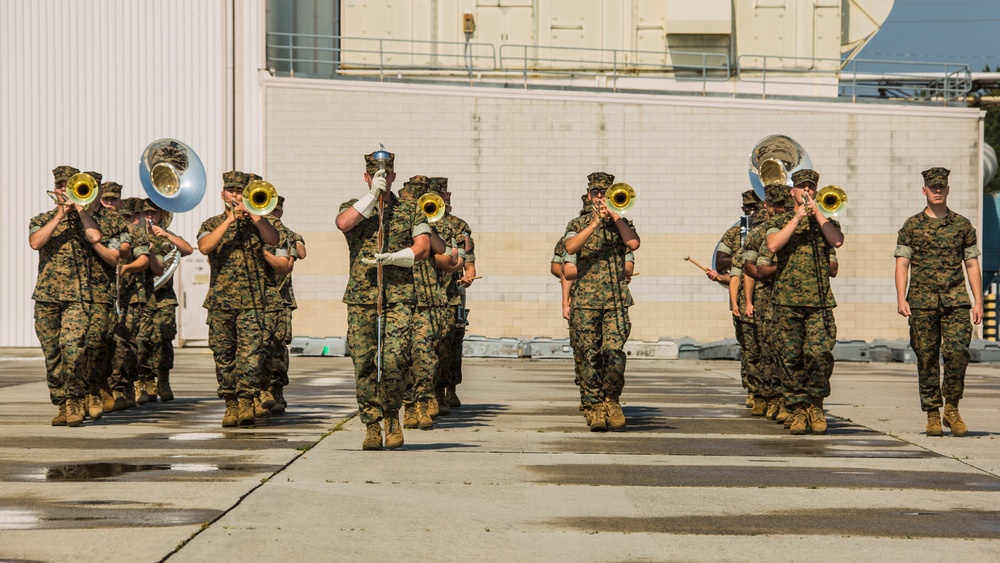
<box><xmin>139</xmin><ymin>139</ymin><xmax>207</xmax><ymax>213</ymax></box>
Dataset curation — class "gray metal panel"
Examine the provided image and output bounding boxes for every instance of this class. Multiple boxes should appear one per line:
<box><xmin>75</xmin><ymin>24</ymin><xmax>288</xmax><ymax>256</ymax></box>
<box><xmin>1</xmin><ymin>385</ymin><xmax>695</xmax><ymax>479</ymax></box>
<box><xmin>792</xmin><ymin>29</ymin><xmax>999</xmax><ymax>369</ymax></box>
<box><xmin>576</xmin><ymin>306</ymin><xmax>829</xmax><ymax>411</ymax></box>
<box><xmin>1</xmin><ymin>0</ymin><xmax>231</xmax><ymax>346</ymax></box>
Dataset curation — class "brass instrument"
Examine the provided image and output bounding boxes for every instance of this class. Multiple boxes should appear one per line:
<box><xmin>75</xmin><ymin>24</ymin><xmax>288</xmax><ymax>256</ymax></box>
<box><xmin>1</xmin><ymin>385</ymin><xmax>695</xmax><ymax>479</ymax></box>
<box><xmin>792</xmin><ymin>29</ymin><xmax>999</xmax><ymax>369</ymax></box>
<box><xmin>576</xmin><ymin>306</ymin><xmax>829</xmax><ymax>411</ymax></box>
<box><xmin>816</xmin><ymin>185</ymin><xmax>847</xmax><ymax>218</ymax></box>
<box><xmin>747</xmin><ymin>135</ymin><xmax>812</xmax><ymax>199</ymax></box>
<box><xmin>47</xmin><ymin>172</ymin><xmax>99</xmax><ymax>208</ymax></box>
<box><xmin>243</xmin><ymin>180</ymin><xmax>278</xmax><ymax>215</ymax></box>
<box><xmin>417</xmin><ymin>192</ymin><xmax>446</xmax><ymax>223</ymax></box>
<box><xmin>139</xmin><ymin>139</ymin><xmax>207</xmax><ymax>212</ymax></box>
<box><xmin>145</xmin><ymin>218</ymin><xmax>179</xmax><ymax>291</ymax></box>
<box><xmin>604</xmin><ymin>182</ymin><xmax>635</xmax><ymax>215</ymax></box>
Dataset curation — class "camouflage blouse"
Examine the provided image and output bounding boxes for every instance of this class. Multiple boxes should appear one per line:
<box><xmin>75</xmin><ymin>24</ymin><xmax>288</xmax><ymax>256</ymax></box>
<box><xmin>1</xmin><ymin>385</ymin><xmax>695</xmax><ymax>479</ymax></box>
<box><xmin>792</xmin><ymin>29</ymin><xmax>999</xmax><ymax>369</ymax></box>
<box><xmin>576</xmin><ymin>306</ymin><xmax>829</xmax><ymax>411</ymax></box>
<box><xmin>263</xmin><ymin>227</ymin><xmax>292</xmax><ymax>313</ymax></box>
<box><xmin>563</xmin><ymin>216</ymin><xmax>636</xmax><ymax>310</ymax></box>
<box><xmin>765</xmin><ymin>212</ymin><xmax>839</xmax><ymax>308</ymax></box>
<box><xmin>197</xmin><ymin>214</ymin><xmax>270</xmax><ymax>311</ymax></box>
<box><xmin>714</xmin><ymin>223</ymin><xmax>742</xmax><ymax>274</ymax></box>
<box><xmin>339</xmin><ymin>193</ymin><xmax>430</xmax><ymax>305</ymax></box>
<box><xmin>150</xmin><ymin>233</ymin><xmax>179</xmax><ymax>308</ymax></box>
<box><xmin>895</xmin><ymin>209</ymin><xmax>980</xmax><ymax>308</ymax></box>
<box><xmin>435</xmin><ymin>213</ymin><xmax>475</xmax><ymax>307</ymax></box>
<box><xmin>119</xmin><ymin>222</ymin><xmax>152</xmax><ymax>306</ymax></box>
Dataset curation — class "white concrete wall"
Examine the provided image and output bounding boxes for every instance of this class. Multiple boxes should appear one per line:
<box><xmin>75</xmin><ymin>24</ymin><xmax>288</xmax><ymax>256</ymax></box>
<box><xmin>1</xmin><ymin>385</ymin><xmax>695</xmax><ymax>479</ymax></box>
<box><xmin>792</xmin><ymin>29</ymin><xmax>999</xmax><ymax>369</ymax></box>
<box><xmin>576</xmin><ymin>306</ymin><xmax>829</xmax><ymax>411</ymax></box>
<box><xmin>264</xmin><ymin>78</ymin><xmax>983</xmax><ymax>343</ymax></box>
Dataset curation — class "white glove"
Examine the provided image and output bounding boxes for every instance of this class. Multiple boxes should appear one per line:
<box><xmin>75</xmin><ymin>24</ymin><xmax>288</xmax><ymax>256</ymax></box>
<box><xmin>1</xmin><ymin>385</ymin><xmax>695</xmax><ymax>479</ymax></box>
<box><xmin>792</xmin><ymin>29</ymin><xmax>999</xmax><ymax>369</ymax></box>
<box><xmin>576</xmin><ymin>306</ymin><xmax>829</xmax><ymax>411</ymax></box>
<box><xmin>361</xmin><ymin>248</ymin><xmax>415</xmax><ymax>268</ymax></box>
<box><xmin>352</xmin><ymin>170</ymin><xmax>388</xmax><ymax>218</ymax></box>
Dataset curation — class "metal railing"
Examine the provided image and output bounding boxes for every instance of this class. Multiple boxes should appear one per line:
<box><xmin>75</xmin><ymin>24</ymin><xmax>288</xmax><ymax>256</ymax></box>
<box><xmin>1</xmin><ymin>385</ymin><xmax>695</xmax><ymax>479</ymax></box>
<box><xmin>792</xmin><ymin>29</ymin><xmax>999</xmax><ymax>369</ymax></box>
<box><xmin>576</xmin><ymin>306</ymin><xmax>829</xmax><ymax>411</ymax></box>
<box><xmin>264</xmin><ymin>33</ymin><xmax>974</xmax><ymax>104</ymax></box>
<box><xmin>737</xmin><ymin>54</ymin><xmax>972</xmax><ymax>104</ymax></box>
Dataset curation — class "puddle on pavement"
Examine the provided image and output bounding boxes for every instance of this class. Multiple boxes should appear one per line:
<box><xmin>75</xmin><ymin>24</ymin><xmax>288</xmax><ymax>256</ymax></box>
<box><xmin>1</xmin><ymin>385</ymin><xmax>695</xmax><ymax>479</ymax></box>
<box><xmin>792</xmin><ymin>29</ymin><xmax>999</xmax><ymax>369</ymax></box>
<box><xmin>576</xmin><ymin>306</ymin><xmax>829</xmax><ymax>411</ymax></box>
<box><xmin>0</xmin><ymin>506</ymin><xmax>222</xmax><ymax>530</ymax></box>
<box><xmin>8</xmin><ymin>461</ymin><xmax>281</xmax><ymax>482</ymax></box>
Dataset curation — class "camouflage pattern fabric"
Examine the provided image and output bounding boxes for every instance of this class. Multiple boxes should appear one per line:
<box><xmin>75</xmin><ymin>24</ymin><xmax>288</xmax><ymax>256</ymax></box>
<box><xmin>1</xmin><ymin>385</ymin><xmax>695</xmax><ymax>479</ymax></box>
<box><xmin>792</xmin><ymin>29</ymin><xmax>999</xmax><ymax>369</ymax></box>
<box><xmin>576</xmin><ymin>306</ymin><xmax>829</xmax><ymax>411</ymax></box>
<box><xmin>262</xmin><ymin>309</ymin><xmax>290</xmax><ymax>390</ymax></box>
<box><xmin>406</xmin><ymin>306</ymin><xmax>444</xmax><ymax>404</ymax></box>
<box><xmin>714</xmin><ymin>224</ymin><xmax>741</xmax><ymax>275</ymax></box>
<box><xmin>30</xmin><ymin>207</ymin><xmax>125</xmax><ymax>303</ymax></box>
<box><xmin>551</xmin><ymin>236</ymin><xmax>566</xmax><ymax>265</ymax></box>
<box><xmin>563</xmin><ymin>217</ymin><xmax>635</xmax><ymax>310</ymax></box>
<box><xmin>198</xmin><ymin>214</ymin><xmax>271</xmax><ymax>311</ymax></box>
<box><xmin>112</xmin><ymin>301</ymin><xmax>153</xmax><ymax>391</ymax></box>
<box><xmin>144</xmin><ymin>304</ymin><xmax>177</xmax><ymax>379</ymax></box>
<box><xmin>119</xmin><ymin>222</ymin><xmax>151</xmax><ymax>305</ymax></box>
<box><xmin>745</xmin><ymin>224</ymin><xmax>780</xmax><ymax>399</ymax></box>
<box><xmin>766</xmin><ymin>212</ymin><xmax>839</xmax><ymax>308</ymax></box>
<box><xmin>339</xmin><ymin>193</ymin><xmax>429</xmax><ymax>305</ymax></box>
<box><xmin>34</xmin><ymin>301</ymin><xmax>92</xmax><ymax>402</ymax></box>
<box><xmin>347</xmin><ymin>303</ymin><xmax>410</xmax><ymax>424</ymax></box>
<box><xmin>90</xmin><ymin>206</ymin><xmax>130</xmax><ymax>304</ymax></box>
<box><xmin>151</xmin><ymin>234</ymin><xmax>180</xmax><ymax>307</ymax></box>
<box><xmin>207</xmin><ymin>309</ymin><xmax>265</xmax><ymax>399</ymax></box>
<box><xmin>85</xmin><ymin>303</ymin><xmax>115</xmax><ymax>393</ymax></box>
<box><xmin>909</xmin><ymin>305</ymin><xmax>971</xmax><ymax>411</ymax></box>
<box><xmin>894</xmin><ymin>210</ymin><xmax>980</xmax><ymax>309</ymax></box>
<box><xmin>436</xmin><ymin>213</ymin><xmax>476</xmax><ymax>306</ymax></box>
<box><xmin>569</xmin><ymin>307</ymin><xmax>630</xmax><ymax>406</ymax></box>
<box><xmin>774</xmin><ymin>305</ymin><xmax>836</xmax><ymax>410</ymax></box>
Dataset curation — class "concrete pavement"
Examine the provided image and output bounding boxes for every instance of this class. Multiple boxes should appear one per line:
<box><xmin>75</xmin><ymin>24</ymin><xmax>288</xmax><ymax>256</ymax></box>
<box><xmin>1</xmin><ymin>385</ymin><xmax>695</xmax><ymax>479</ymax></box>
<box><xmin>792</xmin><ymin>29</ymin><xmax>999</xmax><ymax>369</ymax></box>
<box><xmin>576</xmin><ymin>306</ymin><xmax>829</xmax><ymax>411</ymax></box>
<box><xmin>1</xmin><ymin>349</ymin><xmax>999</xmax><ymax>562</ymax></box>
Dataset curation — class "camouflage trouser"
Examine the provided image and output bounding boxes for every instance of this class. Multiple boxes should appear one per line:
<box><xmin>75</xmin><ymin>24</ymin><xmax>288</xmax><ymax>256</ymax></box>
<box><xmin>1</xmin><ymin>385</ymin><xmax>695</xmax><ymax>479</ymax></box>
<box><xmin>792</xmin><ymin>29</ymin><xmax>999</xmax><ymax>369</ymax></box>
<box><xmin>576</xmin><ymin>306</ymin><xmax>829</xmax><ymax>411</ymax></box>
<box><xmin>405</xmin><ymin>306</ymin><xmax>450</xmax><ymax>404</ymax></box>
<box><xmin>136</xmin><ymin>302</ymin><xmax>156</xmax><ymax>384</ymax></box>
<box><xmin>909</xmin><ymin>305</ymin><xmax>972</xmax><ymax>411</ymax></box>
<box><xmin>143</xmin><ymin>305</ymin><xmax>177</xmax><ymax>379</ymax></box>
<box><xmin>34</xmin><ymin>301</ymin><xmax>92</xmax><ymax>403</ymax></box>
<box><xmin>112</xmin><ymin>302</ymin><xmax>152</xmax><ymax>391</ymax></box>
<box><xmin>569</xmin><ymin>307</ymin><xmax>631</xmax><ymax>407</ymax></box>
<box><xmin>207</xmin><ymin>308</ymin><xmax>265</xmax><ymax>399</ymax></box>
<box><xmin>86</xmin><ymin>303</ymin><xmax>116</xmax><ymax>392</ymax></box>
<box><xmin>261</xmin><ymin>308</ymin><xmax>290</xmax><ymax>390</ymax></box>
<box><xmin>347</xmin><ymin>303</ymin><xmax>411</xmax><ymax>424</ymax></box>
<box><xmin>755</xmin><ymin>294</ymin><xmax>780</xmax><ymax>399</ymax></box>
<box><xmin>436</xmin><ymin>305</ymin><xmax>462</xmax><ymax>390</ymax></box>
<box><xmin>733</xmin><ymin>316</ymin><xmax>762</xmax><ymax>396</ymax></box>
<box><xmin>775</xmin><ymin>305</ymin><xmax>836</xmax><ymax>410</ymax></box>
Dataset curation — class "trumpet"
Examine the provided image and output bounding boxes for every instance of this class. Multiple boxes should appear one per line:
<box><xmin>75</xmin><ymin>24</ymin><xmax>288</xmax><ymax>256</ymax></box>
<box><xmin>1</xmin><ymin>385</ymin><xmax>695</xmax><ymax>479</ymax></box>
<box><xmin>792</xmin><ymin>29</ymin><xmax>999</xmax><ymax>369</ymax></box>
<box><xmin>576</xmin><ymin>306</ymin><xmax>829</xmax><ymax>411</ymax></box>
<box><xmin>417</xmin><ymin>192</ymin><xmax>445</xmax><ymax>223</ymax></box>
<box><xmin>816</xmin><ymin>185</ymin><xmax>847</xmax><ymax>218</ymax></box>
<box><xmin>242</xmin><ymin>180</ymin><xmax>278</xmax><ymax>216</ymax></box>
<box><xmin>48</xmin><ymin>172</ymin><xmax>99</xmax><ymax>208</ymax></box>
<box><xmin>604</xmin><ymin>183</ymin><xmax>635</xmax><ymax>215</ymax></box>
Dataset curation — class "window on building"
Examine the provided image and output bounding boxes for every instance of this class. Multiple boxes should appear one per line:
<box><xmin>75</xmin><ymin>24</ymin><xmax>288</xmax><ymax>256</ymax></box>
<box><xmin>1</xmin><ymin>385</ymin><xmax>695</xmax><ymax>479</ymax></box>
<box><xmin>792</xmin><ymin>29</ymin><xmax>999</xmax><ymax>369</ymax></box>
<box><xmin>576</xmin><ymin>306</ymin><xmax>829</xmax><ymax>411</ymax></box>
<box><xmin>266</xmin><ymin>0</ymin><xmax>340</xmax><ymax>78</ymax></box>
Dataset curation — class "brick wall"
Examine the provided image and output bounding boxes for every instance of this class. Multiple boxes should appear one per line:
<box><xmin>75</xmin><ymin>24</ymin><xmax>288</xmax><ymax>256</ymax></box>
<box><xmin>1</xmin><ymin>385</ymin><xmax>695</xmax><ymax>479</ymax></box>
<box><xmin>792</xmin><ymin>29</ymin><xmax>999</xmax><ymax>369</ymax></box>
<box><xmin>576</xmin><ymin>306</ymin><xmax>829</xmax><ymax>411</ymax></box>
<box><xmin>266</xmin><ymin>79</ymin><xmax>984</xmax><ymax>343</ymax></box>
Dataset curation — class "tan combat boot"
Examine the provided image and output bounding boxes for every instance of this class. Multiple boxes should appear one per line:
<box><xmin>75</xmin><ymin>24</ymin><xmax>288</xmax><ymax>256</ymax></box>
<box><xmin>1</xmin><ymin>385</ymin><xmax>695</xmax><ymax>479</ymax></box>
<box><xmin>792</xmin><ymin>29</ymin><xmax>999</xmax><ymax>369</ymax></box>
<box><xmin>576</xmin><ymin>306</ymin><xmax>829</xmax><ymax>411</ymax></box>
<box><xmin>606</xmin><ymin>398</ymin><xmax>626</xmax><ymax>431</ymax></box>
<box><xmin>384</xmin><ymin>414</ymin><xmax>404</xmax><ymax>449</ymax></box>
<box><xmin>134</xmin><ymin>381</ymin><xmax>149</xmax><ymax>405</ymax></box>
<box><xmin>222</xmin><ymin>397</ymin><xmax>238</xmax><ymax>427</ymax></box>
<box><xmin>259</xmin><ymin>389</ymin><xmax>276</xmax><ymax>409</ymax></box>
<box><xmin>52</xmin><ymin>401</ymin><xmax>68</xmax><ymax>426</ymax></box>
<box><xmin>807</xmin><ymin>405</ymin><xmax>827</xmax><ymax>435</ymax></box>
<box><xmin>157</xmin><ymin>376</ymin><xmax>174</xmax><ymax>402</ymax></box>
<box><xmin>66</xmin><ymin>398</ymin><xmax>85</xmax><ymax>427</ymax></box>
<box><xmin>427</xmin><ymin>396</ymin><xmax>440</xmax><ymax>419</ymax></box>
<box><xmin>144</xmin><ymin>379</ymin><xmax>158</xmax><ymax>403</ymax></box>
<box><xmin>268</xmin><ymin>386</ymin><xmax>285</xmax><ymax>414</ymax></box>
<box><xmin>253</xmin><ymin>396</ymin><xmax>270</xmax><ymax>418</ymax></box>
<box><xmin>926</xmin><ymin>409</ymin><xmax>943</xmax><ymax>437</ymax></box>
<box><xmin>943</xmin><ymin>403</ymin><xmax>968</xmax><ymax>437</ymax></box>
<box><xmin>765</xmin><ymin>398</ymin><xmax>781</xmax><ymax>420</ymax></box>
<box><xmin>447</xmin><ymin>385</ymin><xmax>461</xmax><ymax>408</ymax></box>
<box><xmin>403</xmin><ymin>403</ymin><xmax>419</xmax><ymax>429</ymax></box>
<box><xmin>112</xmin><ymin>389</ymin><xmax>128</xmax><ymax>412</ymax></box>
<box><xmin>788</xmin><ymin>408</ymin><xmax>809</xmax><ymax>435</ymax></box>
<box><xmin>100</xmin><ymin>386</ymin><xmax>116</xmax><ymax>412</ymax></box>
<box><xmin>362</xmin><ymin>422</ymin><xmax>383</xmax><ymax>450</ymax></box>
<box><xmin>776</xmin><ymin>400</ymin><xmax>791</xmax><ymax>424</ymax></box>
<box><xmin>417</xmin><ymin>400</ymin><xmax>434</xmax><ymax>430</ymax></box>
<box><xmin>589</xmin><ymin>401</ymin><xmax>608</xmax><ymax>432</ymax></box>
<box><xmin>436</xmin><ymin>389</ymin><xmax>451</xmax><ymax>416</ymax></box>
<box><xmin>237</xmin><ymin>397</ymin><xmax>255</xmax><ymax>427</ymax></box>
<box><xmin>750</xmin><ymin>397</ymin><xmax>767</xmax><ymax>417</ymax></box>
<box><xmin>745</xmin><ymin>393</ymin><xmax>754</xmax><ymax>408</ymax></box>
<box><xmin>86</xmin><ymin>393</ymin><xmax>103</xmax><ymax>420</ymax></box>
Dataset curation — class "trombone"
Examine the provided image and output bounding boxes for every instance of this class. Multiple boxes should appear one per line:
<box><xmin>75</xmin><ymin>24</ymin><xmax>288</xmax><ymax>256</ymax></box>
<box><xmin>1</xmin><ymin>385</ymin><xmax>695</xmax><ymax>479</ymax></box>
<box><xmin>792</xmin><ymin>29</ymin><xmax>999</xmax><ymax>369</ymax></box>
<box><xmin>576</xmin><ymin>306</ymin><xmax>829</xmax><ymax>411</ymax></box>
<box><xmin>48</xmin><ymin>172</ymin><xmax>99</xmax><ymax>208</ymax></box>
<box><xmin>815</xmin><ymin>185</ymin><xmax>847</xmax><ymax>218</ymax></box>
<box><xmin>604</xmin><ymin>182</ymin><xmax>635</xmax><ymax>215</ymax></box>
<box><xmin>417</xmin><ymin>192</ymin><xmax>446</xmax><ymax>223</ymax></box>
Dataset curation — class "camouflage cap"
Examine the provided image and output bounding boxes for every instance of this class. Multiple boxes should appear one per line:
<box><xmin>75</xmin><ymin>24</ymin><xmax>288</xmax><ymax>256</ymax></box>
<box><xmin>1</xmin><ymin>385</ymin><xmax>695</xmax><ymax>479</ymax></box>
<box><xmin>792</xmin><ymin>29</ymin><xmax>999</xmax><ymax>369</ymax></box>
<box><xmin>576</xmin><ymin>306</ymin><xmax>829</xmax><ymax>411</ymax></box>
<box><xmin>275</xmin><ymin>195</ymin><xmax>285</xmax><ymax>210</ymax></box>
<box><xmin>52</xmin><ymin>165</ymin><xmax>80</xmax><ymax>184</ymax></box>
<box><xmin>921</xmin><ymin>167</ymin><xmax>950</xmax><ymax>187</ymax></box>
<box><xmin>587</xmin><ymin>172</ymin><xmax>615</xmax><ymax>191</ymax></box>
<box><xmin>82</xmin><ymin>171</ymin><xmax>103</xmax><ymax>184</ymax></box>
<box><xmin>365</xmin><ymin>151</ymin><xmax>395</xmax><ymax>176</ymax></box>
<box><xmin>791</xmin><ymin>169</ymin><xmax>819</xmax><ymax>188</ymax></box>
<box><xmin>742</xmin><ymin>189</ymin><xmax>761</xmax><ymax>207</ymax></box>
<box><xmin>764</xmin><ymin>184</ymin><xmax>790</xmax><ymax>208</ymax></box>
<box><xmin>121</xmin><ymin>197</ymin><xmax>144</xmax><ymax>215</ymax></box>
<box><xmin>246</xmin><ymin>173</ymin><xmax>262</xmax><ymax>182</ymax></box>
<box><xmin>400</xmin><ymin>175</ymin><xmax>430</xmax><ymax>201</ymax></box>
<box><xmin>142</xmin><ymin>198</ymin><xmax>161</xmax><ymax>212</ymax></box>
<box><xmin>101</xmin><ymin>182</ymin><xmax>123</xmax><ymax>197</ymax></box>
<box><xmin>429</xmin><ymin>177</ymin><xmax>448</xmax><ymax>194</ymax></box>
<box><xmin>222</xmin><ymin>170</ymin><xmax>249</xmax><ymax>189</ymax></box>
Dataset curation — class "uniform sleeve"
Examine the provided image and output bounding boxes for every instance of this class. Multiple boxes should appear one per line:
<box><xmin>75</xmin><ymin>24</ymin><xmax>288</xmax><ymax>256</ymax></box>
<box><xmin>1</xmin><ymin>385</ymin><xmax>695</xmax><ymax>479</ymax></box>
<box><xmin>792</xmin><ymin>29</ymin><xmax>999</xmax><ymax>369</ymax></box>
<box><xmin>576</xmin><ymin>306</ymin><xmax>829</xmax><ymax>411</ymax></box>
<box><xmin>197</xmin><ymin>218</ymin><xmax>215</xmax><ymax>241</ymax></box>
<box><xmin>963</xmin><ymin>220</ymin><xmax>982</xmax><ymax>260</ymax></box>
<box><xmin>562</xmin><ymin>252</ymin><xmax>577</xmax><ymax>265</ymax></box>
<box><xmin>29</xmin><ymin>212</ymin><xmax>48</xmax><ymax>235</ymax></box>
<box><xmin>624</xmin><ymin>250</ymin><xmax>634</xmax><ymax>264</ymax></box>
<box><xmin>339</xmin><ymin>199</ymin><xmax>358</xmax><ymax>214</ymax></box>
<box><xmin>894</xmin><ymin>219</ymin><xmax>913</xmax><ymax>259</ymax></box>
<box><xmin>411</xmin><ymin>208</ymin><xmax>431</xmax><ymax>239</ymax></box>
<box><xmin>551</xmin><ymin>239</ymin><xmax>565</xmax><ymax>264</ymax></box>
<box><xmin>829</xmin><ymin>247</ymin><xmax>839</xmax><ymax>264</ymax></box>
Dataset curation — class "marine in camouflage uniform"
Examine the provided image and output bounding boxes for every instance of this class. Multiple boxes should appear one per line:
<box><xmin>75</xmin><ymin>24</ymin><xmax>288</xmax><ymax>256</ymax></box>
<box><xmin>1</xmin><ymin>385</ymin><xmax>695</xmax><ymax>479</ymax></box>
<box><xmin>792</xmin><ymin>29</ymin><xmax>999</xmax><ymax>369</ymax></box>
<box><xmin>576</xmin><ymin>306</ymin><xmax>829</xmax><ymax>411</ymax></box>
<box><xmin>432</xmin><ymin>177</ymin><xmax>477</xmax><ymax>412</ymax></box>
<box><xmin>728</xmin><ymin>190</ymin><xmax>764</xmax><ymax>412</ymax></box>
<box><xmin>765</xmin><ymin>169</ymin><xmax>844</xmax><ymax>435</ymax></box>
<box><xmin>113</xmin><ymin>198</ymin><xmax>156</xmax><ymax>406</ymax></box>
<box><xmin>742</xmin><ymin>185</ymin><xmax>788</xmax><ymax>419</ymax></box>
<box><xmin>336</xmin><ymin>151</ymin><xmax>431</xmax><ymax>450</ymax></box>
<box><xmin>266</xmin><ymin>195</ymin><xmax>304</xmax><ymax>413</ymax></box>
<box><xmin>709</xmin><ymin>192</ymin><xmax>760</xmax><ymax>405</ymax></box>
<box><xmin>198</xmin><ymin>170</ymin><xmax>282</xmax><ymax>428</ymax></box>
<box><xmin>30</xmin><ymin>166</ymin><xmax>108</xmax><ymax>426</ymax></box>
<box><xmin>562</xmin><ymin>172</ymin><xmax>640</xmax><ymax>432</ymax></box>
<box><xmin>895</xmin><ymin>167</ymin><xmax>983</xmax><ymax>437</ymax></box>
<box><xmin>399</xmin><ymin>176</ymin><xmax>454</xmax><ymax>429</ymax></box>
<box><xmin>260</xmin><ymin>191</ymin><xmax>294</xmax><ymax>417</ymax></box>
<box><xmin>142</xmin><ymin>198</ymin><xmax>193</xmax><ymax>402</ymax></box>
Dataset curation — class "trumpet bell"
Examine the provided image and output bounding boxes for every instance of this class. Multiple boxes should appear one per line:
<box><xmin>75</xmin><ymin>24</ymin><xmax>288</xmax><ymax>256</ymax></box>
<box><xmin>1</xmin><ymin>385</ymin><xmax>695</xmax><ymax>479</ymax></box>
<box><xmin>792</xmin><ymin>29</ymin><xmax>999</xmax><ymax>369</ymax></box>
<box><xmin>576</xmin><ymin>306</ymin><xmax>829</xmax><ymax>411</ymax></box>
<box><xmin>243</xmin><ymin>180</ymin><xmax>278</xmax><ymax>216</ymax></box>
<box><xmin>417</xmin><ymin>192</ymin><xmax>446</xmax><ymax>223</ymax></box>
<box><xmin>817</xmin><ymin>185</ymin><xmax>847</xmax><ymax>218</ymax></box>
<box><xmin>748</xmin><ymin>135</ymin><xmax>812</xmax><ymax>199</ymax></box>
<box><xmin>139</xmin><ymin>139</ymin><xmax>207</xmax><ymax>213</ymax></box>
<box><xmin>65</xmin><ymin>173</ymin><xmax>99</xmax><ymax>206</ymax></box>
<box><xmin>605</xmin><ymin>183</ymin><xmax>636</xmax><ymax>215</ymax></box>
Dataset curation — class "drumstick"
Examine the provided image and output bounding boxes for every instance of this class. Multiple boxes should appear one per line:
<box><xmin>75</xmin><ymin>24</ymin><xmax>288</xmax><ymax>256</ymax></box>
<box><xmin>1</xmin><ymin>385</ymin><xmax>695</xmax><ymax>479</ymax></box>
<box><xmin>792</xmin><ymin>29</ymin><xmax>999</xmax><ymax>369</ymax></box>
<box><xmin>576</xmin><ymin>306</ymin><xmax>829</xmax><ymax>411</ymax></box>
<box><xmin>683</xmin><ymin>255</ymin><xmax>709</xmax><ymax>273</ymax></box>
